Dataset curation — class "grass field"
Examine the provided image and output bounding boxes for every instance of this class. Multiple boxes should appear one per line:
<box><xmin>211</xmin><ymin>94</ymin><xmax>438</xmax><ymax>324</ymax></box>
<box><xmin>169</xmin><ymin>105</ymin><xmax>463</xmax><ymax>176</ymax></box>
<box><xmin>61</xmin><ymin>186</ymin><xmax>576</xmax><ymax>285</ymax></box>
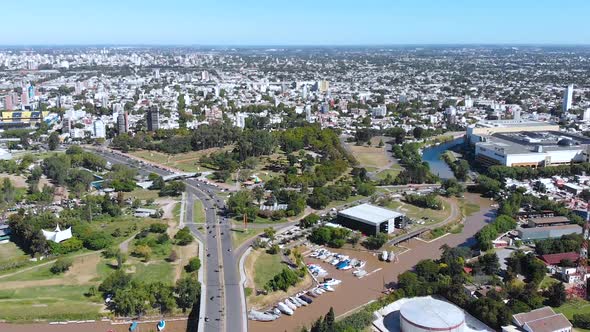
<box><xmin>123</xmin><ymin>188</ymin><xmax>159</xmax><ymax>201</ymax></box>
<box><xmin>252</xmin><ymin>251</ymin><xmax>284</xmax><ymax>289</ymax></box>
<box><xmin>194</xmin><ymin>200</ymin><xmax>206</xmax><ymax>223</ymax></box>
<box><xmin>1</xmin><ymin>263</ymin><xmax>55</xmax><ymax>282</ymax></box>
<box><xmin>131</xmin><ymin>261</ymin><xmax>174</xmax><ymax>285</ymax></box>
<box><xmin>386</xmin><ymin>199</ymin><xmax>452</xmax><ymax>224</ymax></box>
<box><xmin>0</xmin><ymin>242</ymin><xmax>28</xmax><ymax>264</ymax></box>
<box><xmin>130</xmin><ymin>148</ymin><xmax>229</xmax><ymax>172</ymax></box>
<box><xmin>0</xmin><ymin>285</ymin><xmax>102</xmax><ymax>321</ymax></box>
<box><xmin>375</xmin><ymin>167</ymin><xmax>403</xmax><ymax>180</ymax></box>
<box><xmin>554</xmin><ymin>299</ymin><xmax>590</xmax><ymax>332</ymax></box>
<box><xmin>231</xmin><ymin>228</ymin><xmax>262</xmax><ymax>249</ymax></box>
<box><xmin>346</xmin><ymin>137</ymin><xmax>390</xmax><ymax>169</ymax></box>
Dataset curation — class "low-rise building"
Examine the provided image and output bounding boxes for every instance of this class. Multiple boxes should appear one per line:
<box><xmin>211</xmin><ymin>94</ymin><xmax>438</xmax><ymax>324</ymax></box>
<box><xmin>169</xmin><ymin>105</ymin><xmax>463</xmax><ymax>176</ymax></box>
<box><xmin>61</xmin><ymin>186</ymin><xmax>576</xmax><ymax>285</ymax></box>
<box><xmin>503</xmin><ymin>307</ymin><xmax>572</xmax><ymax>332</ymax></box>
<box><xmin>517</xmin><ymin>224</ymin><xmax>582</xmax><ymax>241</ymax></box>
<box><xmin>528</xmin><ymin>216</ymin><xmax>571</xmax><ymax>228</ymax></box>
<box><xmin>337</xmin><ymin>203</ymin><xmax>404</xmax><ymax>236</ymax></box>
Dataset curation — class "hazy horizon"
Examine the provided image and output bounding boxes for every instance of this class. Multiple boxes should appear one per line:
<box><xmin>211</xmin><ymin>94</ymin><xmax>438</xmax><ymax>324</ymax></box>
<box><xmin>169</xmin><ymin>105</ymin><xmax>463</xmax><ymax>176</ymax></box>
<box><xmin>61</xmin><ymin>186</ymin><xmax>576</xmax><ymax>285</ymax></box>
<box><xmin>2</xmin><ymin>0</ymin><xmax>590</xmax><ymax>45</ymax></box>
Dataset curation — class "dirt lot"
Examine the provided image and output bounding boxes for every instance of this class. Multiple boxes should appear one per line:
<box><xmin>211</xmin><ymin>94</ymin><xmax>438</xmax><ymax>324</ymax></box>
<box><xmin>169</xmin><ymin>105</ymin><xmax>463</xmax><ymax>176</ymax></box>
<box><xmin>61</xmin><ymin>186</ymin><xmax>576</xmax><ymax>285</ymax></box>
<box><xmin>0</xmin><ymin>319</ymin><xmax>192</xmax><ymax>332</ymax></box>
<box><xmin>0</xmin><ymin>173</ymin><xmax>27</xmax><ymax>188</ymax></box>
<box><xmin>250</xmin><ymin>193</ymin><xmax>494</xmax><ymax>332</ymax></box>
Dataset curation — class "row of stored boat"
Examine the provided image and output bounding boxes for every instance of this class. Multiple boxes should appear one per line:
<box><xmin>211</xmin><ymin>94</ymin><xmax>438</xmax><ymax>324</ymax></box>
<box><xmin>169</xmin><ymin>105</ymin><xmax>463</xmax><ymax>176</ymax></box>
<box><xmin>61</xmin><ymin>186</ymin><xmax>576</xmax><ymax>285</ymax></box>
<box><xmin>248</xmin><ymin>280</ymin><xmax>341</xmax><ymax>321</ymax></box>
<box><xmin>308</xmin><ymin>249</ymin><xmax>366</xmax><ymax>272</ymax></box>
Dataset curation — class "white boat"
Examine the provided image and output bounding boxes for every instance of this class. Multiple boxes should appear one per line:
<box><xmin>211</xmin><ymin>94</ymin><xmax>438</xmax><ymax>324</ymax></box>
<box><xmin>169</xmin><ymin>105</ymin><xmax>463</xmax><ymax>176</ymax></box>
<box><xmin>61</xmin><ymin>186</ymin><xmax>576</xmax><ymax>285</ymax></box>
<box><xmin>293</xmin><ymin>296</ymin><xmax>308</xmax><ymax>306</ymax></box>
<box><xmin>354</xmin><ymin>270</ymin><xmax>367</xmax><ymax>278</ymax></box>
<box><xmin>340</xmin><ymin>265</ymin><xmax>353</xmax><ymax>270</ymax></box>
<box><xmin>324</xmin><ymin>279</ymin><xmax>341</xmax><ymax>286</ymax></box>
<box><xmin>273</xmin><ymin>307</ymin><xmax>282</xmax><ymax>316</ymax></box>
<box><xmin>285</xmin><ymin>299</ymin><xmax>297</xmax><ymax>311</ymax></box>
<box><xmin>321</xmin><ymin>285</ymin><xmax>335</xmax><ymax>292</ymax></box>
<box><xmin>248</xmin><ymin>310</ymin><xmax>278</xmax><ymax>321</ymax></box>
<box><xmin>355</xmin><ymin>261</ymin><xmax>366</xmax><ymax>269</ymax></box>
<box><xmin>330</xmin><ymin>258</ymin><xmax>340</xmax><ymax>265</ymax></box>
<box><xmin>315</xmin><ymin>288</ymin><xmax>325</xmax><ymax>294</ymax></box>
<box><xmin>389</xmin><ymin>251</ymin><xmax>395</xmax><ymax>262</ymax></box>
<box><xmin>277</xmin><ymin>302</ymin><xmax>294</xmax><ymax>315</ymax></box>
<box><xmin>381</xmin><ymin>251</ymin><xmax>388</xmax><ymax>261</ymax></box>
<box><xmin>289</xmin><ymin>297</ymin><xmax>302</xmax><ymax>307</ymax></box>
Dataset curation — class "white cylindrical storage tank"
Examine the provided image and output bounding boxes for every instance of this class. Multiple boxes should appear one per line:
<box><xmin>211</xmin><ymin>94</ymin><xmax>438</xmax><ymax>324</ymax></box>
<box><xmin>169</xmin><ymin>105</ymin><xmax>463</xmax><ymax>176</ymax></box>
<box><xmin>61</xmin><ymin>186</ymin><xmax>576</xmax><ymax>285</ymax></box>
<box><xmin>400</xmin><ymin>297</ymin><xmax>465</xmax><ymax>332</ymax></box>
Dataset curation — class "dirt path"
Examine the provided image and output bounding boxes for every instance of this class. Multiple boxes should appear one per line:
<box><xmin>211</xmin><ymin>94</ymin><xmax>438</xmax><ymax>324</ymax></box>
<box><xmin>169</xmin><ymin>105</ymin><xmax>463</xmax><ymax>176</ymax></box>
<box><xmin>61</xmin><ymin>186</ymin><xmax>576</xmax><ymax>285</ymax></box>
<box><xmin>118</xmin><ymin>235</ymin><xmax>134</xmax><ymax>254</ymax></box>
<box><xmin>0</xmin><ymin>251</ymin><xmax>97</xmax><ymax>281</ymax></box>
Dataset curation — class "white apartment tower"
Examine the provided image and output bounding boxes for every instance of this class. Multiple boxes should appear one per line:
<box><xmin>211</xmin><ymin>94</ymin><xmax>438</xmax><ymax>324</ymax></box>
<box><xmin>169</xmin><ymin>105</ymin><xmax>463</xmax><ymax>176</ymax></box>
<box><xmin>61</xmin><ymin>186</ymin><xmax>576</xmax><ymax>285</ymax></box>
<box><xmin>563</xmin><ymin>84</ymin><xmax>574</xmax><ymax>112</ymax></box>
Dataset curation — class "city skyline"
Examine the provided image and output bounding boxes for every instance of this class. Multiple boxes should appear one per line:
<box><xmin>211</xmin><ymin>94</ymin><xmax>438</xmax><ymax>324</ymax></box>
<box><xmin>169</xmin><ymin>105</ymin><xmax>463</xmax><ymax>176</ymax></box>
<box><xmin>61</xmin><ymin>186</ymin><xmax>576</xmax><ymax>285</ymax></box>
<box><xmin>2</xmin><ymin>0</ymin><xmax>590</xmax><ymax>46</ymax></box>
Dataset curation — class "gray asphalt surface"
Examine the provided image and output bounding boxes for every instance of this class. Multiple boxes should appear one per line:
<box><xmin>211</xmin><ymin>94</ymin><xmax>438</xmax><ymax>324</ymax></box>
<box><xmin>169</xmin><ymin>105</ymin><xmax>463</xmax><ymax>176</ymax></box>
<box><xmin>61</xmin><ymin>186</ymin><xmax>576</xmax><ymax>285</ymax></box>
<box><xmin>89</xmin><ymin>148</ymin><xmax>244</xmax><ymax>332</ymax></box>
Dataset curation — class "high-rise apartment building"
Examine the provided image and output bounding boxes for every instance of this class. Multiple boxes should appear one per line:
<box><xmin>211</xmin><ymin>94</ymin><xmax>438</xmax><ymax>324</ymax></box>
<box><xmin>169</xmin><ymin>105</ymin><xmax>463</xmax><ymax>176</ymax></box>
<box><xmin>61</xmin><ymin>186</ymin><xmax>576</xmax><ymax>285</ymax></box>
<box><xmin>117</xmin><ymin>112</ymin><xmax>129</xmax><ymax>134</ymax></box>
<box><xmin>146</xmin><ymin>106</ymin><xmax>160</xmax><ymax>131</ymax></box>
<box><xmin>563</xmin><ymin>84</ymin><xmax>574</xmax><ymax>112</ymax></box>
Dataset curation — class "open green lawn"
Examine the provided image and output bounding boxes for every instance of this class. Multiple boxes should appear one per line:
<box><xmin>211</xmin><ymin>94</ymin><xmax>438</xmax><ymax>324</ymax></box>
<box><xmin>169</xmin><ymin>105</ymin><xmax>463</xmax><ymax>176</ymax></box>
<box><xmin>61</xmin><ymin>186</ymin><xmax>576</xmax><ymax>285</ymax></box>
<box><xmin>386</xmin><ymin>199</ymin><xmax>452</xmax><ymax>224</ymax></box>
<box><xmin>0</xmin><ymin>285</ymin><xmax>102</xmax><ymax>321</ymax></box>
<box><xmin>554</xmin><ymin>299</ymin><xmax>590</xmax><ymax>332</ymax></box>
<box><xmin>1</xmin><ymin>264</ymin><xmax>55</xmax><ymax>282</ymax></box>
<box><xmin>0</xmin><ymin>242</ymin><xmax>29</xmax><ymax>264</ymax></box>
<box><xmin>130</xmin><ymin>148</ymin><xmax>227</xmax><ymax>172</ymax></box>
<box><xmin>131</xmin><ymin>261</ymin><xmax>174</xmax><ymax>285</ymax></box>
<box><xmin>194</xmin><ymin>200</ymin><xmax>206</xmax><ymax>223</ymax></box>
<box><xmin>375</xmin><ymin>167</ymin><xmax>403</xmax><ymax>180</ymax></box>
<box><xmin>252</xmin><ymin>251</ymin><xmax>284</xmax><ymax>289</ymax></box>
<box><xmin>123</xmin><ymin>188</ymin><xmax>159</xmax><ymax>201</ymax></box>
<box><xmin>231</xmin><ymin>228</ymin><xmax>262</xmax><ymax>249</ymax></box>
<box><xmin>92</xmin><ymin>215</ymin><xmax>157</xmax><ymax>246</ymax></box>
<box><xmin>346</xmin><ymin>137</ymin><xmax>390</xmax><ymax>168</ymax></box>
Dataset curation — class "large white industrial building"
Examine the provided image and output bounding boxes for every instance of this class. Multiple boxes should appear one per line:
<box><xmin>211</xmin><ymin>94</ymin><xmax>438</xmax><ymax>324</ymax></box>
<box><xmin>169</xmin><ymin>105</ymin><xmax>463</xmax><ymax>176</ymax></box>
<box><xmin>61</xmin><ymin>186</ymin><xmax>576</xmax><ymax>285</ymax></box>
<box><xmin>467</xmin><ymin>118</ymin><xmax>590</xmax><ymax>167</ymax></box>
<box><xmin>337</xmin><ymin>203</ymin><xmax>404</xmax><ymax>236</ymax></box>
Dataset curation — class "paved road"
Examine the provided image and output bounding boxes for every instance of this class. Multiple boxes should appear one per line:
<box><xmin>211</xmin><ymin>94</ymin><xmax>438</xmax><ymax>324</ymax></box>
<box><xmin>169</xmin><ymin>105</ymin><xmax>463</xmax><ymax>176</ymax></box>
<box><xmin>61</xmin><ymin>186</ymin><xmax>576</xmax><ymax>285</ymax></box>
<box><xmin>88</xmin><ymin>148</ymin><xmax>244</xmax><ymax>332</ymax></box>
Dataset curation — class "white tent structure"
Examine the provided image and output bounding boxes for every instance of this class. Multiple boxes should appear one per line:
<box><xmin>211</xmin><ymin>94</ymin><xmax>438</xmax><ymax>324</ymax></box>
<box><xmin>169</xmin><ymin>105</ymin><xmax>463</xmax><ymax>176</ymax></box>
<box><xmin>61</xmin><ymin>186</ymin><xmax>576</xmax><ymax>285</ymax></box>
<box><xmin>42</xmin><ymin>224</ymin><xmax>72</xmax><ymax>243</ymax></box>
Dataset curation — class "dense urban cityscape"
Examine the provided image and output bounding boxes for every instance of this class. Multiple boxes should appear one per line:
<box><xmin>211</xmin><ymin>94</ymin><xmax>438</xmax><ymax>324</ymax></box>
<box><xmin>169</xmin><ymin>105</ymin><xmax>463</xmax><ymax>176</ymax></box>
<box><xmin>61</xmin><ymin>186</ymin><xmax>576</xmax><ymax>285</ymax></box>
<box><xmin>0</xmin><ymin>2</ymin><xmax>590</xmax><ymax>332</ymax></box>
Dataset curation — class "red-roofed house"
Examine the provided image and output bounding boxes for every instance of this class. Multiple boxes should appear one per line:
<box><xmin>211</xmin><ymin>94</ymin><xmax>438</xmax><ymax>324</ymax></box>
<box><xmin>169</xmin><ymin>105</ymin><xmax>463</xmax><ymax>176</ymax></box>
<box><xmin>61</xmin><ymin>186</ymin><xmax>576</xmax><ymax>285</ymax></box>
<box><xmin>538</xmin><ymin>252</ymin><xmax>586</xmax><ymax>283</ymax></box>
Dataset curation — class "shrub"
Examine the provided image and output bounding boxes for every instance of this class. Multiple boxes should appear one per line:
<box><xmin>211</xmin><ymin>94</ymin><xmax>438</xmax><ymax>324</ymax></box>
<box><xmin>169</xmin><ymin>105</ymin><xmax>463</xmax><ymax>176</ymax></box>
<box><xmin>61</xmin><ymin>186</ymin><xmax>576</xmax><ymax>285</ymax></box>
<box><xmin>50</xmin><ymin>257</ymin><xmax>73</xmax><ymax>274</ymax></box>
<box><xmin>362</xmin><ymin>233</ymin><xmax>388</xmax><ymax>250</ymax></box>
<box><xmin>82</xmin><ymin>231</ymin><xmax>113</xmax><ymax>250</ymax></box>
<box><xmin>167</xmin><ymin>250</ymin><xmax>178</xmax><ymax>262</ymax></box>
<box><xmin>265</xmin><ymin>268</ymin><xmax>304</xmax><ymax>292</ymax></box>
<box><xmin>174</xmin><ymin>227</ymin><xmax>194</xmax><ymax>245</ymax></box>
<box><xmin>50</xmin><ymin>237</ymin><xmax>83</xmax><ymax>254</ymax></box>
<box><xmin>132</xmin><ymin>244</ymin><xmax>152</xmax><ymax>261</ymax></box>
<box><xmin>300</xmin><ymin>213</ymin><xmax>320</xmax><ymax>228</ymax></box>
<box><xmin>574</xmin><ymin>313</ymin><xmax>590</xmax><ymax>329</ymax></box>
<box><xmin>185</xmin><ymin>257</ymin><xmax>201</xmax><ymax>273</ymax></box>
<box><xmin>149</xmin><ymin>223</ymin><xmax>168</xmax><ymax>233</ymax></box>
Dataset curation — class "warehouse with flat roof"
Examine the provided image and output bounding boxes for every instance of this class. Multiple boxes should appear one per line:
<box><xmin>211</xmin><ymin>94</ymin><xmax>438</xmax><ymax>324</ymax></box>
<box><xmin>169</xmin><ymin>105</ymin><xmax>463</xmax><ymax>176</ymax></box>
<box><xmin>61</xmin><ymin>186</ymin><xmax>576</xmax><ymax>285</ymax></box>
<box><xmin>517</xmin><ymin>224</ymin><xmax>582</xmax><ymax>241</ymax></box>
<box><xmin>337</xmin><ymin>203</ymin><xmax>404</xmax><ymax>236</ymax></box>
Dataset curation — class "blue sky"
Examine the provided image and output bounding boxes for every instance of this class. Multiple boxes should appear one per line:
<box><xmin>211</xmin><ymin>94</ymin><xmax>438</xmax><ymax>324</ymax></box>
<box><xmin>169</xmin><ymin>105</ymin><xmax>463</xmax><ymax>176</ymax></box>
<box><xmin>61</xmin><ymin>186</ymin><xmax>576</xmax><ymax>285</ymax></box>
<box><xmin>2</xmin><ymin>0</ymin><xmax>589</xmax><ymax>45</ymax></box>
